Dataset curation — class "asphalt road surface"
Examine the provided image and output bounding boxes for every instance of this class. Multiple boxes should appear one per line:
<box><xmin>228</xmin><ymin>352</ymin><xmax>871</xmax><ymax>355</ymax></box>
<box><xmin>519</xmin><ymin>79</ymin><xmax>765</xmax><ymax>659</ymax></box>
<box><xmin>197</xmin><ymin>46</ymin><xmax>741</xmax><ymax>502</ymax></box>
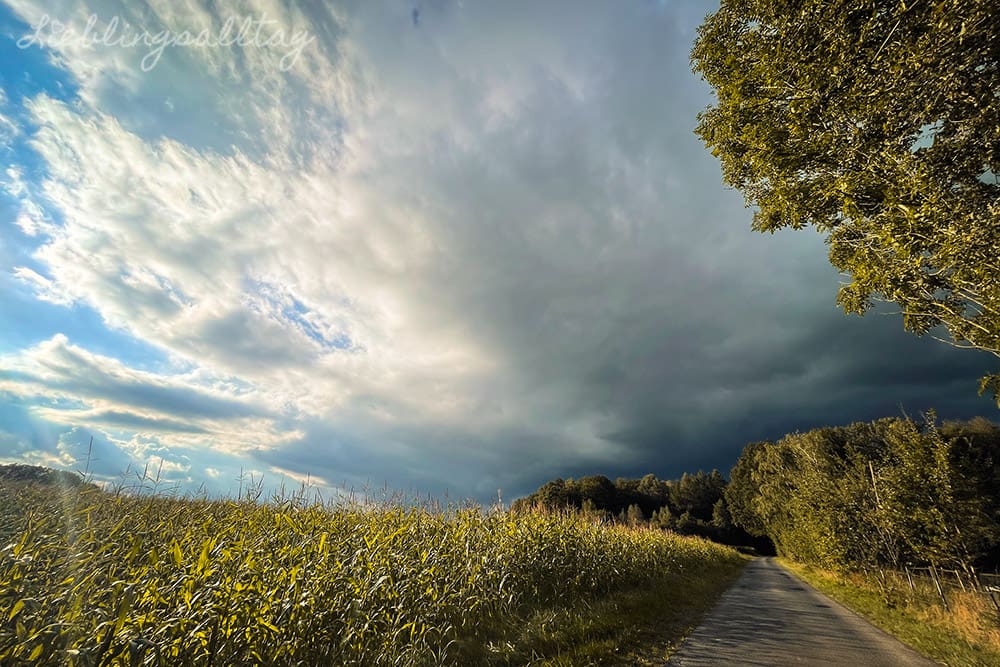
<box><xmin>667</xmin><ymin>557</ymin><xmax>939</xmax><ymax>666</ymax></box>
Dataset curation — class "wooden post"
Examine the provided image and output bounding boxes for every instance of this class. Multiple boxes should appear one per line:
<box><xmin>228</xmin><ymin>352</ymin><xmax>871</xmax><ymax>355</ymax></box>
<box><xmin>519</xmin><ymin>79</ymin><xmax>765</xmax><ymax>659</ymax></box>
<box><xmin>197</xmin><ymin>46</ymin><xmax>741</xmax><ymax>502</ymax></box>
<box><xmin>929</xmin><ymin>565</ymin><xmax>949</xmax><ymax>610</ymax></box>
<box><xmin>967</xmin><ymin>565</ymin><xmax>983</xmax><ymax>594</ymax></box>
<box><xmin>953</xmin><ymin>570</ymin><xmax>967</xmax><ymax>593</ymax></box>
<box><xmin>904</xmin><ymin>565</ymin><xmax>914</xmax><ymax>592</ymax></box>
<box><xmin>988</xmin><ymin>589</ymin><xmax>1000</xmax><ymax>616</ymax></box>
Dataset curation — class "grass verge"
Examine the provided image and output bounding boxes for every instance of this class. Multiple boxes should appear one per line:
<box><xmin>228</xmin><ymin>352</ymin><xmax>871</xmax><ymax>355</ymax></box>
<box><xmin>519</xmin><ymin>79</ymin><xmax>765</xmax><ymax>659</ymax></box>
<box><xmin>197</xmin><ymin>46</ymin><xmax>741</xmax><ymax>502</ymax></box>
<box><xmin>779</xmin><ymin>559</ymin><xmax>1000</xmax><ymax>667</ymax></box>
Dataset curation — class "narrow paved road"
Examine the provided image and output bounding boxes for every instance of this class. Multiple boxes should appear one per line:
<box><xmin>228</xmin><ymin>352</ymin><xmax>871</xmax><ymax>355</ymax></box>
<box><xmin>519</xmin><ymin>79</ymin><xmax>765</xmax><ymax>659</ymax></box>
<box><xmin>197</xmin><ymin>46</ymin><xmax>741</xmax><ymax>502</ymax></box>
<box><xmin>668</xmin><ymin>558</ymin><xmax>939</xmax><ymax>666</ymax></box>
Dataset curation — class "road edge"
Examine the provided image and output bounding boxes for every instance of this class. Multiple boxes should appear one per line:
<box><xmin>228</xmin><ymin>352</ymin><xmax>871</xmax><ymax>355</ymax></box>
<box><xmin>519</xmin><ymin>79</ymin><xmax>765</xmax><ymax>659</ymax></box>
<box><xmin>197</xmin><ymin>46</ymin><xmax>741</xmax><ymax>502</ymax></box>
<box><xmin>775</xmin><ymin>558</ymin><xmax>945</xmax><ymax>666</ymax></box>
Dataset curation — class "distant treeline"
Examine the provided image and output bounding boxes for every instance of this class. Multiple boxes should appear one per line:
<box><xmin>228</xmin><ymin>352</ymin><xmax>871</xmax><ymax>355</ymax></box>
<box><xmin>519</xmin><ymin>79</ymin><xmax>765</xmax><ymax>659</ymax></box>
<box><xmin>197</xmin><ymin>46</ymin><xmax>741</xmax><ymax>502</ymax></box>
<box><xmin>725</xmin><ymin>415</ymin><xmax>1000</xmax><ymax>571</ymax></box>
<box><xmin>0</xmin><ymin>464</ymin><xmax>89</xmax><ymax>488</ymax></box>
<box><xmin>512</xmin><ymin>470</ymin><xmax>774</xmax><ymax>553</ymax></box>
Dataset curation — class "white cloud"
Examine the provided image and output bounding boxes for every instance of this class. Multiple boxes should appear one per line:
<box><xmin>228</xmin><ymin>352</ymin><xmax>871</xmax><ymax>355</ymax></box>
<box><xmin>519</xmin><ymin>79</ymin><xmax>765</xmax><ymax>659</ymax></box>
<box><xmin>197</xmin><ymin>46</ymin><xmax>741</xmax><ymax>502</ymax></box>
<box><xmin>0</xmin><ymin>0</ymin><xmax>830</xmax><ymax>495</ymax></box>
<box><xmin>268</xmin><ymin>464</ymin><xmax>328</xmax><ymax>489</ymax></box>
<box><xmin>3</xmin><ymin>0</ymin><xmax>989</xmax><ymax>501</ymax></box>
<box><xmin>145</xmin><ymin>454</ymin><xmax>190</xmax><ymax>475</ymax></box>
<box><xmin>3</xmin><ymin>167</ymin><xmax>27</xmax><ymax>199</ymax></box>
<box><xmin>3</xmin><ymin>168</ymin><xmax>57</xmax><ymax>238</ymax></box>
<box><xmin>0</xmin><ymin>111</ymin><xmax>18</xmax><ymax>146</ymax></box>
<box><xmin>0</xmin><ymin>334</ymin><xmax>294</xmax><ymax>455</ymax></box>
<box><xmin>12</xmin><ymin>267</ymin><xmax>70</xmax><ymax>303</ymax></box>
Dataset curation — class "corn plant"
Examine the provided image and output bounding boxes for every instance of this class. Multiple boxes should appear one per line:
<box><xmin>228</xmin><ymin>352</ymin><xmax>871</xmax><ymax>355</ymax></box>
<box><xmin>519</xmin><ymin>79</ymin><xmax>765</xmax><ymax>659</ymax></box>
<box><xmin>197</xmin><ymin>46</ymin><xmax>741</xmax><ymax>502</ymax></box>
<box><xmin>0</xmin><ymin>480</ymin><xmax>741</xmax><ymax>665</ymax></box>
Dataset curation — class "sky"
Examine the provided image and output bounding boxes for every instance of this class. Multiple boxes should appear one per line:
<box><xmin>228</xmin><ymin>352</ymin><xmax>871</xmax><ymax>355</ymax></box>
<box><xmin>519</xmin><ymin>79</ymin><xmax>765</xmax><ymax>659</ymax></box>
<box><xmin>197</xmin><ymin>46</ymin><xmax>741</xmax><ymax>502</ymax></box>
<box><xmin>0</xmin><ymin>0</ymin><xmax>996</xmax><ymax>504</ymax></box>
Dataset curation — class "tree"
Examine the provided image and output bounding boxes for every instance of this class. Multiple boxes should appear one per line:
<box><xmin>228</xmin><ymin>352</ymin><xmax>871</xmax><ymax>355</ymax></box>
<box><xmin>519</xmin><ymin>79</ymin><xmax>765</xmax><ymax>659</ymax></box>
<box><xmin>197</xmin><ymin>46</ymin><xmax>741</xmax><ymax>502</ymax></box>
<box><xmin>625</xmin><ymin>503</ymin><xmax>646</xmax><ymax>526</ymax></box>
<box><xmin>578</xmin><ymin>475</ymin><xmax>619</xmax><ymax>512</ymax></box>
<box><xmin>0</xmin><ymin>464</ymin><xmax>88</xmax><ymax>487</ymax></box>
<box><xmin>675</xmin><ymin>511</ymin><xmax>702</xmax><ymax>535</ymax></box>
<box><xmin>671</xmin><ymin>470</ymin><xmax>726</xmax><ymax>521</ymax></box>
<box><xmin>580</xmin><ymin>498</ymin><xmax>605</xmax><ymax>522</ymax></box>
<box><xmin>725</xmin><ymin>415</ymin><xmax>1000</xmax><ymax>570</ymax></box>
<box><xmin>651</xmin><ymin>507</ymin><xmax>676</xmax><ymax>530</ymax></box>
<box><xmin>637</xmin><ymin>473</ymin><xmax>669</xmax><ymax>506</ymax></box>
<box><xmin>711</xmin><ymin>497</ymin><xmax>733</xmax><ymax>530</ymax></box>
<box><xmin>692</xmin><ymin>0</ymin><xmax>1000</xmax><ymax>400</ymax></box>
<box><xmin>537</xmin><ymin>478</ymin><xmax>571</xmax><ymax>508</ymax></box>
<box><xmin>724</xmin><ymin>442</ymin><xmax>769</xmax><ymax>536</ymax></box>
<box><xmin>877</xmin><ymin>416</ymin><xmax>997</xmax><ymax>567</ymax></box>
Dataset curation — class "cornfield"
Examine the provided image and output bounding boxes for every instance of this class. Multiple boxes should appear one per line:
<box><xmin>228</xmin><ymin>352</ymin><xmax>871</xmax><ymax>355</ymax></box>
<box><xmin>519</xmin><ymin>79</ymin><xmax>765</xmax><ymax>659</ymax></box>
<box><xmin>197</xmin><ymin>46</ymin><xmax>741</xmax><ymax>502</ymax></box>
<box><xmin>0</xmin><ymin>479</ymin><xmax>741</xmax><ymax>665</ymax></box>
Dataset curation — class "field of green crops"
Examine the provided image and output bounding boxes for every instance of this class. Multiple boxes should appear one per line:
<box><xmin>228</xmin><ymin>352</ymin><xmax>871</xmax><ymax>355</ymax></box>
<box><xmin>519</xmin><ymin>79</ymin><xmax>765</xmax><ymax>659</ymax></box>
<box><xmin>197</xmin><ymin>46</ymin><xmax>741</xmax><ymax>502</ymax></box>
<box><xmin>0</xmin><ymin>479</ymin><xmax>743</xmax><ymax>666</ymax></box>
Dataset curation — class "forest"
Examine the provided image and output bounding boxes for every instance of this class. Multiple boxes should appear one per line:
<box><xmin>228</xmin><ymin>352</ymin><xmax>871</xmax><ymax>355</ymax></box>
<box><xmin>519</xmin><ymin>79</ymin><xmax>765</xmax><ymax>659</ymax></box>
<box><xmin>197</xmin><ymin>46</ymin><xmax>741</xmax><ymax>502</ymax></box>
<box><xmin>513</xmin><ymin>469</ymin><xmax>773</xmax><ymax>554</ymax></box>
<box><xmin>517</xmin><ymin>414</ymin><xmax>1000</xmax><ymax>573</ymax></box>
<box><xmin>726</xmin><ymin>415</ymin><xmax>1000</xmax><ymax>572</ymax></box>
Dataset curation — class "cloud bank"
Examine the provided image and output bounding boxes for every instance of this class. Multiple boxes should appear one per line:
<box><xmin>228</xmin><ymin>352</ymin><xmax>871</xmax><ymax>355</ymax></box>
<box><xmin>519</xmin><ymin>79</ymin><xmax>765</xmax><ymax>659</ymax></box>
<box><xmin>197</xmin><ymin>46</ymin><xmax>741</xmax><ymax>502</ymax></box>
<box><xmin>1</xmin><ymin>0</ymin><xmax>995</xmax><ymax>501</ymax></box>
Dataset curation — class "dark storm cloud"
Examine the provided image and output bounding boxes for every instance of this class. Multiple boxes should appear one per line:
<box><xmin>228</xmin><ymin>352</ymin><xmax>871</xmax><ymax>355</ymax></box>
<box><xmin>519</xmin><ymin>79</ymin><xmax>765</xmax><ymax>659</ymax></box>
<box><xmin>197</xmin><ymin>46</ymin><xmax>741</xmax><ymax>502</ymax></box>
<box><xmin>3</xmin><ymin>0</ymin><xmax>996</xmax><ymax>505</ymax></box>
<box><xmin>242</xmin><ymin>0</ymin><xmax>997</xmax><ymax>502</ymax></box>
<box><xmin>588</xmin><ymin>305</ymin><xmax>997</xmax><ymax>480</ymax></box>
<box><xmin>249</xmin><ymin>416</ymin><xmax>621</xmax><ymax>503</ymax></box>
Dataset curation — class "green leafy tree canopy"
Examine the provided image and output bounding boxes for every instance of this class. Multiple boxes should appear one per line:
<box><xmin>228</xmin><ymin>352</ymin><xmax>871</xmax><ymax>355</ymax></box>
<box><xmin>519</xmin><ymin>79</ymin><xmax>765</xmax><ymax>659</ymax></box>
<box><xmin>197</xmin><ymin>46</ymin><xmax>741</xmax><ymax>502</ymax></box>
<box><xmin>692</xmin><ymin>0</ymin><xmax>1000</xmax><ymax>398</ymax></box>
